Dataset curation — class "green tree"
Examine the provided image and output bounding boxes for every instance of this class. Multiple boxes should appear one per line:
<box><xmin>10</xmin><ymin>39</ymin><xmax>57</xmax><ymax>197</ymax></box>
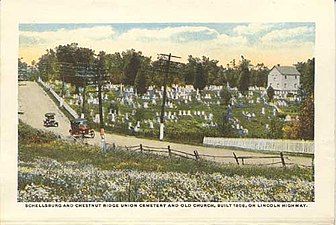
<box><xmin>251</xmin><ymin>63</ymin><xmax>269</xmax><ymax>87</ymax></box>
<box><xmin>37</xmin><ymin>49</ymin><xmax>59</xmax><ymax>82</ymax></box>
<box><xmin>183</xmin><ymin>55</ymin><xmax>199</xmax><ymax>85</ymax></box>
<box><xmin>193</xmin><ymin>63</ymin><xmax>206</xmax><ymax>90</ymax></box>
<box><xmin>298</xmin><ymin>94</ymin><xmax>314</xmax><ymax>140</ymax></box>
<box><xmin>134</xmin><ymin>58</ymin><xmax>150</xmax><ymax>95</ymax></box>
<box><xmin>18</xmin><ymin>58</ymin><xmax>29</xmax><ymax>80</ymax></box>
<box><xmin>219</xmin><ymin>87</ymin><xmax>232</xmax><ymax>106</ymax></box>
<box><xmin>123</xmin><ymin>50</ymin><xmax>141</xmax><ymax>85</ymax></box>
<box><xmin>268</xmin><ymin>118</ymin><xmax>284</xmax><ymax>139</ymax></box>
<box><xmin>296</xmin><ymin>58</ymin><xmax>314</xmax><ymax>100</ymax></box>
<box><xmin>267</xmin><ymin>86</ymin><xmax>275</xmax><ymax>102</ymax></box>
<box><xmin>238</xmin><ymin>56</ymin><xmax>251</xmax><ymax>94</ymax></box>
<box><xmin>216</xmin><ymin>112</ymin><xmax>236</xmax><ymax>137</ymax></box>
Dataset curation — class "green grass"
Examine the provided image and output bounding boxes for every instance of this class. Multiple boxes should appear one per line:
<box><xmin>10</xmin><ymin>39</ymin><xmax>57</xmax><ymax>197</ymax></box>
<box><xmin>19</xmin><ymin>121</ymin><xmax>313</xmax><ymax>182</ymax></box>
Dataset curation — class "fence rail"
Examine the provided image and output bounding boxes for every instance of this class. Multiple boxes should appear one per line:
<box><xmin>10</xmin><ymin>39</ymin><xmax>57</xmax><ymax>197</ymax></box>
<box><xmin>203</xmin><ymin>137</ymin><xmax>314</xmax><ymax>154</ymax></box>
<box><xmin>37</xmin><ymin>78</ymin><xmax>79</xmax><ymax>119</ymax></box>
<box><xmin>116</xmin><ymin>144</ymin><xmax>313</xmax><ymax>168</ymax></box>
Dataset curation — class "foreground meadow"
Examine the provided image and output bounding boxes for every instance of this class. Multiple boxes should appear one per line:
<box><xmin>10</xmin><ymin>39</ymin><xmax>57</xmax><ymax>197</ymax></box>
<box><xmin>18</xmin><ymin>122</ymin><xmax>314</xmax><ymax>202</ymax></box>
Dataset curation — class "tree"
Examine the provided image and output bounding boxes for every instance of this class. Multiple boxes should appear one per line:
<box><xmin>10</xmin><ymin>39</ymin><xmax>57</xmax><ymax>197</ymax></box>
<box><xmin>251</xmin><ymin>63</ymin><xmax>269</xmax><ymax>87</ymax></box>
<box><xmin>268</xmin><ymin>118</ymin><xmax>284</xmax><ymax>139</ymax></box>
<box><xmin>123</xmin><ymin>50</ymin><xmax>141</xmax><ymax>85</ymax></box>
<box><xmin>183</xmin><ymin>55</ymin><xmax>199</xmax><ymax>85</ymax></box>
<box><xmin>37</xmin><ymin>49</ymin><xmax>59</xmax><ymax>82</ymax></box>
<box><xmin>267</xmin><ymin>86</ymin><xmax>275</xmax><ymax>102</ymax></box>
<box><xmin>238</xmin><ymin>56</ymin><xmax>251</xmax><ymax>94</ymax></box>
<box><xmin>297</xmin><ymin>94</ymin><xmax>314</xmax><ymax>140</ymax></box>
<box><xmin>134</xmin><ymin>58</ymin><xmax>150</xmax><ymax>95</ymax></box>
<box><xmin>193</xmin><ymin>63</ymin><xmax>206</xmax><ymax>90</ymax></box>
<box><xmin>296</xmin><ymin>58</ymin><xmax>314</xmax><ymax>98</ymax></box>
<box><xmin>219</xmin><ymin>87</ymin><xmax>232</xmax><ymax>106</ymax></box>
<box><xmin>18</xmin><ymin>58</ymin><xmax>29</xmax><ymax>80</ymax></box>
<box><xmin>216</xmin><ymin>111</ymin><xmax>236</xmax><ymax>137</ymax></box>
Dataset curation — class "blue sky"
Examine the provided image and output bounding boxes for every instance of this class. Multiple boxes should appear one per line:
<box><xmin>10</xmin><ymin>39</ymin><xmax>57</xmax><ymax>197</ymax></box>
<box><xmin>19</xmin><ymin>23</ymin><xmax>315</xmax><ymax>67</ymax></box>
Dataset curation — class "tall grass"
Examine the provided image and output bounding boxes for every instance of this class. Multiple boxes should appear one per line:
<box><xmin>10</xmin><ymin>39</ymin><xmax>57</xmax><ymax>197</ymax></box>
<box><xmin>19</xmin><ymin>121</ymin><xmax>313</xmax><ymax>181</ymax></box>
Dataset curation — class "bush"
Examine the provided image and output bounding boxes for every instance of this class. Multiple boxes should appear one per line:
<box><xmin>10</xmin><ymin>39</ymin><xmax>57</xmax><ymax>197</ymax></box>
<box><xmin>18</xmin><ymin>121</ymin><xmax>58</xmax><ymax>144</ymax></box>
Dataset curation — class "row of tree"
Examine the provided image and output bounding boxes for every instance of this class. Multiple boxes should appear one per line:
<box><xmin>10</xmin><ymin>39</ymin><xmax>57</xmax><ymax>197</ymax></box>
<box><xmin>19</xmin><ymin>43</ymin><xmax>314</xmax><ymax>140</ymax></box>
<box><xmin>20</xmin><ymin>43</ymin><xmax>270</xmax><ymax>95</ymax></box>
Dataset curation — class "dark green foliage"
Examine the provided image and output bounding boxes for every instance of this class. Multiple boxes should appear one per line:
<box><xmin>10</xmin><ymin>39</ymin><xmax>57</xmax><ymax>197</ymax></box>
<box><xmin>296</xmin><ymin>58</ymin><xmax>314</xmax><ymax>99</ymax></box>
<box><xmin>267</xmin><ymin>86</ymin><xmax>275</xmax><ymax>102</ymax></box>
<box><xmin>250</xmin><ymin>63</ymin><xmax>269</xmax><ymax>87</ymax></box>
<box><xmin>268</xmin><ymin>118</ymin><xmax>284</xmax><ymax>139</ymax></box>
<box><xmin>238</xmin><ymin>57</ymin><xmax>251</xmax><ymax>94</ymax></box>
<box><xmin>123</xmin><ymin>51</ymin><xmax>141</xmax><ymax>85</ymax></box>
<box><xmin>215</xmin><ymin>112</ymin><xmax>236</xmax><ymax>137</ymax></box>
<box><xmin>219</xmin><ymin>87</ymin><xmax>232</xmax><ymax>106</ymax></box>
<box><xmin>298</xmin><ymin>94</ymin><xmax>314</xmax><ymax>140</ymax></box>
<box><xmin>134</xmin><ymin>59</ymin><xmax>149</xmax><ymax>95</ymax></box>
<box><xmin>18</xmin><ymin>121</ymin><xmax>58</xmax><ymax>144</ymax></box>
<box><xmin>193</xmin><ymin>63</ymin><xmax>207</xmax><ymax>90</ymax></box>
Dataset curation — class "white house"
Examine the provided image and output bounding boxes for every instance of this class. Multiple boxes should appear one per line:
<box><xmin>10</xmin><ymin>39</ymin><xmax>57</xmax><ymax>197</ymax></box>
<box><xmin>267</xmin><ymin>64</ymin><xmax>300</xmax><ymax>96</ymax></box>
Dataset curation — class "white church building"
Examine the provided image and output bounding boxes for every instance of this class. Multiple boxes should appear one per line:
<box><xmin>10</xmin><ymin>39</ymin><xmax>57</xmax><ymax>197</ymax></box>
<box><xmin>267</xmin><ymin>64</ymin><xmax>301</xmax><ymax>97</ymax></box>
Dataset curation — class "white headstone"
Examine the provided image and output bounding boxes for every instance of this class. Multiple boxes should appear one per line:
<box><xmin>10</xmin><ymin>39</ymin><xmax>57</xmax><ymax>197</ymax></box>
<box><xmin>261</xmin><ymin>108</ymin><xmax>265</xmax><ymax>115</ymax></box>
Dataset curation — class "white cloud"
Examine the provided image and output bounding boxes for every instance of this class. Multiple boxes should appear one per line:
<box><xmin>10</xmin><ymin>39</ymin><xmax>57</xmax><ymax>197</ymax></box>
<box><xmin>19</xmin><ymin>24</ymin><xmax>315</xmax><ymax>67</ymax></box>
<box><xmin>260</xmin><ymin>26</ymin><xmax>314</xmax><ymax>44</ymax></box>
<box><xmin>233</xmin><ymin>23</ymin><xmax>273</xmax><ymax>35</ymax></box>
<box><xmin>20</xmin><ymin>26</ymin><xmax>116</xmax><ymax>46</ymax></box>
<box><xmin>215</xmin><ymin>34</ymin><xmax>248</xmax><ymax>46</ymax></box>
<box><xmin>118</xmin><ymin>26</ymin><xmax>219</xmax><ymax>43</ymax></box>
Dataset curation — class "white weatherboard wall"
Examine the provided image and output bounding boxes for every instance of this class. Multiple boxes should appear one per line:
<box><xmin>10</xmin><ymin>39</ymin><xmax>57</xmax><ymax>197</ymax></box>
<box><xmin>203</xmin><ymin>137</ymin><xmax>314</xmax><ymax>154</ymax></box>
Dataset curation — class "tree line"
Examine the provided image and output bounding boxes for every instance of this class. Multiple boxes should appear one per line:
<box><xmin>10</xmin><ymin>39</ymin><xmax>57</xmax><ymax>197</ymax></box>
<box><xmin>19</xmin><ymin>43</ymin><xmax>314</xmax><ymax>140</ymax></box>
<box><xmin>20</xmin><ymin>43</ymin><xmax>270</xmax><ymax>94</ymax></box>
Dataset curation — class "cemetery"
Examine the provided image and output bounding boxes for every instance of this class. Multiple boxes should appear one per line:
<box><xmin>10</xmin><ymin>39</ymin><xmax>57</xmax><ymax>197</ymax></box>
<box><xmin>49</xmin><ymin>80</ymin><xmax>301</xmax><ymax>144</ymax></box>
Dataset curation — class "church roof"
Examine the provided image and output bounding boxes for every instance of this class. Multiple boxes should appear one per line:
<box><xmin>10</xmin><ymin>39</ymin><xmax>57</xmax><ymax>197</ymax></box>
<box><xmin>274</xmin><ymin>65</ymin><xmax>300</xmax><ymax>76</ymax></box>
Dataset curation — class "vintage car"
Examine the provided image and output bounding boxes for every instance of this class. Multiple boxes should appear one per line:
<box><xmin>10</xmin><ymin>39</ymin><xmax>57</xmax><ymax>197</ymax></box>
<box><xmin>69</xmin><ymin>118</ymin><xmax>95</xmax><ymax>138</ymax></box>
<box><xmin>43</xmin><ymin>113</ymin><xmax>59</xmax><ymax>127</ymax></box>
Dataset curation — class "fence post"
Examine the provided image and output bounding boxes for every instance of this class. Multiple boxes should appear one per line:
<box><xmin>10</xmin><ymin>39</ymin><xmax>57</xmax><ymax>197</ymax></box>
<box><xmin>194</xmin><ymin>150</ymin><xmax>199</xmax><ymax>161</ymax></box>
<box><xmin>168</xmin><ymin>145</ymin><xmax>171</xmax><ymax>158</ymax></box>
<box><xmin>280</xmin><ymin>152</ymin><xmax>286</xmax><ymax>168</ymax></box>
<box><xmin>140</xmin><ymin>144</ymin><xmax>143</xmax><ymax>153</ymax></box>
<box><xmin>233</xmin><ymin>152</ymin><xmax>239</xmax><ymax>165</ymax></box>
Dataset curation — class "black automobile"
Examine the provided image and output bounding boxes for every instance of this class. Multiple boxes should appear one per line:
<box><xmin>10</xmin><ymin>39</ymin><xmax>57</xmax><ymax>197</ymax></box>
<box><xmin>69</xmin><ymin>118</ymin><xmax>95</xmax><ymax>138</ymax></box>
<box><xmin>44</xmin><ymin>113</ymin><xmax>59</xmax><ymax>127</ymax></box>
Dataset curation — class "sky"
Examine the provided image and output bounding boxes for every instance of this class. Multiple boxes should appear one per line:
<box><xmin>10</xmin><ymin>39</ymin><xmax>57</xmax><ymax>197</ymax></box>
<box><xmin>19</xmin><ymin>23</ymin><xmax>315</xmax><ymax>67</ymax></box>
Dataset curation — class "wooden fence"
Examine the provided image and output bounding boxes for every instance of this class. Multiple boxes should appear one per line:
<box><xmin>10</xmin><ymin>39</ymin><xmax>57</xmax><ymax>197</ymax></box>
<box><xmin>203</xmin><ymin>137</ymin><xmax>314</xmax><ymax>154</ymax></box>
<box><xmin>119</xmin><ymin>144</ymin><xmax>312</xmax><ymax>168</ymax></box>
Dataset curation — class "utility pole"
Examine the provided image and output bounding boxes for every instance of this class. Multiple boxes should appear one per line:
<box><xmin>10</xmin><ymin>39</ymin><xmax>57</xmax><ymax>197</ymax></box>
<box><xmin>97</xmin><ymin>68</ymin><xmax>104</xmax><ymax>130</ymax></box>
<box><xmin>157</xmin><ymin>53</ymin><xmax>181</xmax><ymax>141</ymax></box>
<box><xmin>81</xmin><ymin>81</ymin><xmax>87</xmax><ymax>118</ymax></box>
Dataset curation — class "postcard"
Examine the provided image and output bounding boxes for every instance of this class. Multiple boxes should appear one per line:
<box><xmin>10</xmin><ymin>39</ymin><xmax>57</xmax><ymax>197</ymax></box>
<box><xmin>1</xmin><ymin>0</ymin><xmax>335</xmax><ymax>224</ymax></box>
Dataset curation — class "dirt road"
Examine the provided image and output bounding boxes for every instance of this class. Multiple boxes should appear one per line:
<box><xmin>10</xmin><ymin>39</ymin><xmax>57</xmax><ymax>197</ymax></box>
<box><xmin>18</xmin><ymin>81</ymin><xmax>313</xmax><ymax>166</ymax></box>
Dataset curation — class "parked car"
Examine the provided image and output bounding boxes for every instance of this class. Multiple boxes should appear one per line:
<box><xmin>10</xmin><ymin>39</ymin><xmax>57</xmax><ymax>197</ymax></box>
<box><xmin>69</xmin><ymin>118</ymin><xmax>95</xmax><ymax>138</ymax></box>
<box><xmin>43</xmin><ymin>113</ymin><xmax>59</xmax><ymax>127</ymax></box>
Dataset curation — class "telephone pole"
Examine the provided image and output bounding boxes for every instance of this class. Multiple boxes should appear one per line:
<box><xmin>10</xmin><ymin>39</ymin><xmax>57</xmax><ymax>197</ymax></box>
<box><xmin>157</xmin><ymin>53</ymin><xmax>181</xmax><ymax>141</ymax></box>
